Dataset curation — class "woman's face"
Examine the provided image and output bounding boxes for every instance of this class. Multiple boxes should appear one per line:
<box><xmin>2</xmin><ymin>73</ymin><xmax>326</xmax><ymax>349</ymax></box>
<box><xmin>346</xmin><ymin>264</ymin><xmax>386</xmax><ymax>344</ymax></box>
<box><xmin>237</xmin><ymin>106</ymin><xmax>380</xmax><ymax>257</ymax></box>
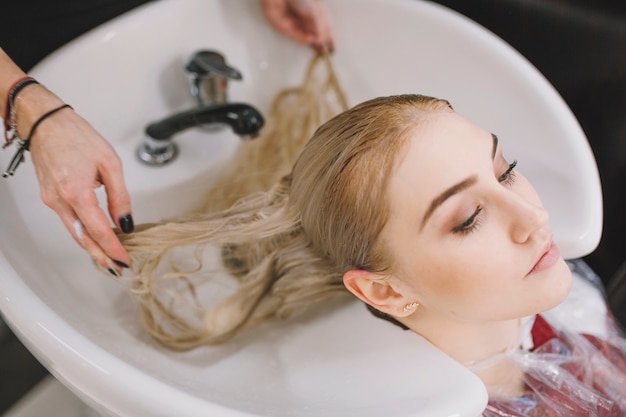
<box><xmin>382</xmin><ymin>110</ymin><xmax>572</xmax><ymax>323</ymax></box>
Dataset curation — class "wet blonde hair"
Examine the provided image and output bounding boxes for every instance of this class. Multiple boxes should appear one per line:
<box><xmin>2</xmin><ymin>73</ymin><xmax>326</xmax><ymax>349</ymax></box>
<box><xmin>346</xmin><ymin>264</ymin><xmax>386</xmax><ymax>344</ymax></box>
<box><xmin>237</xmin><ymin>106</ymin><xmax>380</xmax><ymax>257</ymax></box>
<box><xmin>195</xmin><ymin>53</ymin><xmax>348</xmax><ymax>214</ymax></box>
<box><xmin>119</xmin><ymin>94</ymin><xmax>452</xmax><ymax>350</ymax></box>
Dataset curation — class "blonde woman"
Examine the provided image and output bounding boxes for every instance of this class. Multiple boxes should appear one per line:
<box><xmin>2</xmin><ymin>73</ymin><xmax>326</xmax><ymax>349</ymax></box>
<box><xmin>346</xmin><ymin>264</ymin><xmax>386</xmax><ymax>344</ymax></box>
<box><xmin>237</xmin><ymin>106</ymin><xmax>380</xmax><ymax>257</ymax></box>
<box><xmin>120</xmin><ymin>94</ymin><xmax>626</xmax><ymax>416</ymax></box>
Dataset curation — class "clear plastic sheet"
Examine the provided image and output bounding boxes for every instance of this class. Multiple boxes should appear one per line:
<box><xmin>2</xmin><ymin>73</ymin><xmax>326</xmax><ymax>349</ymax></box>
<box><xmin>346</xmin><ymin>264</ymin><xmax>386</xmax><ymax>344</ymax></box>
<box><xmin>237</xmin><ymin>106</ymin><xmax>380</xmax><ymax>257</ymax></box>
<box><xmin>474</xmin><ymin>260</ymin><xmax>626</xmax><ymax>417</ymax></box>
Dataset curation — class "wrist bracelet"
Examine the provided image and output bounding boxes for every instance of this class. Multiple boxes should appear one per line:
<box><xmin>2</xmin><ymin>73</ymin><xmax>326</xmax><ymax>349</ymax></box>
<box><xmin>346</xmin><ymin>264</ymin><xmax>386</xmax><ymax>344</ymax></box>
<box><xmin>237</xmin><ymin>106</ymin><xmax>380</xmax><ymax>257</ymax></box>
<box><xmin>3</xmin><ymin>76</ymin><xmax>39</xmax><ymax>145</ymax></box>
<box><xmin>2</xmin><ymin>103</ymin><xmax>73</xmax><ymax>178</ymax></box>
<box><xmin>23</xmin><ymin>104</ymin><xmax>73</xmax><ymax>150</ymax></box>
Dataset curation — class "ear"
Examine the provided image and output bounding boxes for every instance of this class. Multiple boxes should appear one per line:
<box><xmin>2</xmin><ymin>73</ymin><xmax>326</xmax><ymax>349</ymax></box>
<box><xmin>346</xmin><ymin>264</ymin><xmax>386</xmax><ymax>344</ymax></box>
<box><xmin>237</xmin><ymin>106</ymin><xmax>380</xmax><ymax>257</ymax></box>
<box><xmin>343</xmin><ymin>269</ymin><xmax>410</xmax><ymax>317</ymax></box>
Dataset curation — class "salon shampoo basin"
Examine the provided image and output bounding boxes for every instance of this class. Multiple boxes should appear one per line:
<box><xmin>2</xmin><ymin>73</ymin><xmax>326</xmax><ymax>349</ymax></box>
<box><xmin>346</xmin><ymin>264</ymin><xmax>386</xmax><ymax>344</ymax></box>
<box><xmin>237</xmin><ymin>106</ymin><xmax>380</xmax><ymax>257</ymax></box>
<box><xmin>0</xmin><ymin>0</ymin><xmax>602</xmax><ymax>416</ymax></box>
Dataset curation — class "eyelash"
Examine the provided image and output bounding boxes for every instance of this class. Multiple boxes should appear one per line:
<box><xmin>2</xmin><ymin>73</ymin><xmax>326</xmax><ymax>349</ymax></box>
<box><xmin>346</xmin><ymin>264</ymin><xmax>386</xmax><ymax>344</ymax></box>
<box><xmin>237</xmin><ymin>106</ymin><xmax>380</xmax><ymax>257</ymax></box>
<box><xmin>453</xmin><ymin>160</ymin><xmax>518</xmax><ymax>235</ymax></box>
<box><xmin>453</xmin><ymin>206</ymin><xmax>483</xmax><ymax>235</ymax></box>
<box><xmin>498</xmin><ymin>160</ymin><xmax>517</xmax><ymax>185</ymax></box>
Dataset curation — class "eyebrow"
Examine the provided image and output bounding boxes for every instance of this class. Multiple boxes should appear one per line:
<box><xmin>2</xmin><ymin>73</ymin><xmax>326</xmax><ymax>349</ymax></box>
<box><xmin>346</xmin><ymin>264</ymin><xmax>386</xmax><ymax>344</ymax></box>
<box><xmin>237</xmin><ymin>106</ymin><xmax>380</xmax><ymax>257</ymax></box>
<box><xmin>419</xmin><ymin>133</ymin><xmax>499</xmax><ymax>230</ymax></box>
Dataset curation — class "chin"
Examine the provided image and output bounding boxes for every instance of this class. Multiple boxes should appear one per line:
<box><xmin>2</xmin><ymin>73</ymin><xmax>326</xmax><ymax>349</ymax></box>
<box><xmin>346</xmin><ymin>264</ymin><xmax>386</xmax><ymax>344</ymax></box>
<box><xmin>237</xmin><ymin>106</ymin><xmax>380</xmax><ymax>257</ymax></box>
<box><xmin>537</xmin><ymin>257</ymin><xmax>573</xmax><ymax>312</ymax></box>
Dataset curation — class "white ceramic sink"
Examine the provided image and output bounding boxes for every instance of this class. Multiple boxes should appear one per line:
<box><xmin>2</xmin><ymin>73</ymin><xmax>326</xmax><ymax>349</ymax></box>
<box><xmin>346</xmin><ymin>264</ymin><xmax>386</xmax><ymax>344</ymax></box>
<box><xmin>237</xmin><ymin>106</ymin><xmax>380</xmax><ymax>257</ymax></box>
<box><xmin>0</xmin><ymin>0</ymin><xmax>602</xmax><ymax>416</ymax></box>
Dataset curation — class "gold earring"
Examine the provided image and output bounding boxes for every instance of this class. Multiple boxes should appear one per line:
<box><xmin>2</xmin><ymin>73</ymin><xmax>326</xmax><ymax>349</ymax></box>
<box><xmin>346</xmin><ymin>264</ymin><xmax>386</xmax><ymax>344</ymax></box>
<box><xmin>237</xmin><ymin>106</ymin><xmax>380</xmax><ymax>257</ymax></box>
<box><xmin>403</xmin><ymin>302</ymin><xmax>419</xmax><ymax>313</ymax></box>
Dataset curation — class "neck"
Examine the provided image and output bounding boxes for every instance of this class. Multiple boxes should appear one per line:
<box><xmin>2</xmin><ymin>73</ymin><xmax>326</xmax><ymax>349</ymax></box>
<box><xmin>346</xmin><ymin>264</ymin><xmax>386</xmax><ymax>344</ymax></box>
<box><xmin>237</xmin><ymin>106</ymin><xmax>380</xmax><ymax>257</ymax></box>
<box><xmin>400</xmin><ymin>310</ymin><xmax>524</xmax><ymax>366</ymax></box>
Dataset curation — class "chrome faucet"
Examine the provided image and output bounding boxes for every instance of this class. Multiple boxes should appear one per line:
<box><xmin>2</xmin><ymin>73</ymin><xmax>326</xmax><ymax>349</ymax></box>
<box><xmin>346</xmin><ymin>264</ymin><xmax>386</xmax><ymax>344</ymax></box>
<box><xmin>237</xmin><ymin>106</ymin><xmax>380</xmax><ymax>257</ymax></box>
<box><xmin>137</xmin><ymin>50</ymin><xmax>264</xmax><ymax>166</ymax></box>
<box><xmin>186</xmin><ymin>50</ymin><xmax>242</xmax><ymax>108</ymax></box>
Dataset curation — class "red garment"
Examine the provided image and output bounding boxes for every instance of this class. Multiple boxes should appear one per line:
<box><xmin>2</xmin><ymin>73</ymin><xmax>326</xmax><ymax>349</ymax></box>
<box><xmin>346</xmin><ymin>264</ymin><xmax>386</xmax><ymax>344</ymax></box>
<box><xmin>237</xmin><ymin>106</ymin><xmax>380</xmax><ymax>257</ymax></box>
<box><xmin>482</xmin><ymin>315</ymin><xmax>626</xmax><ymax>417</ymax></box>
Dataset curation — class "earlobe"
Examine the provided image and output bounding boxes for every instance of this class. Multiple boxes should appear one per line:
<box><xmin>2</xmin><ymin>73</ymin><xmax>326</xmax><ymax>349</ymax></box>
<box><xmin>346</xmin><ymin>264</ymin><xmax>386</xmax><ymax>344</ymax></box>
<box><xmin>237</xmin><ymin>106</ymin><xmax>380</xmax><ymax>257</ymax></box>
<box><xmin>343</xmin><ymin>269</ymin><xmax>408</xmax><ymax>316</ymax></box>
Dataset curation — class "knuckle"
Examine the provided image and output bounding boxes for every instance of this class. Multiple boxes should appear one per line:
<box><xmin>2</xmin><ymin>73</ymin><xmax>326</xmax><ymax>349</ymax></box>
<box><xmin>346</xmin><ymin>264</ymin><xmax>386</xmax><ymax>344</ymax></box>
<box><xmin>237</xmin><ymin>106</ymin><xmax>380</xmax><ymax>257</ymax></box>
<box><xmin>105</xmin><ymin>152</ymin><xmax>123</xmax><ymax>170</ymax></box>
<box><xmin>40</xmin><ymin>189</ymin><xmax>56</xmax><ymax>208</ymax></box>
<box><xmin>56</xmin><ymin>182</ymin><xmax>80</xmax><ymax>204</ymax></box>
<box><xmin>89</xmin><ymin>223</ymin><xmax>113</xmax><ymax>242</ymax></box>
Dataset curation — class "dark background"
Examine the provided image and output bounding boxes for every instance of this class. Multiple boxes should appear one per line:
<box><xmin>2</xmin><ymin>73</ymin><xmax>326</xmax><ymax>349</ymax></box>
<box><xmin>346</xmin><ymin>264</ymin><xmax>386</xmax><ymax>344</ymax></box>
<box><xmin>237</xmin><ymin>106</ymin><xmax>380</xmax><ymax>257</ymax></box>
<box><xmin>1</xmin><ymin>0</ymin><xmax>624</xmax><ymax>414</ymax></box>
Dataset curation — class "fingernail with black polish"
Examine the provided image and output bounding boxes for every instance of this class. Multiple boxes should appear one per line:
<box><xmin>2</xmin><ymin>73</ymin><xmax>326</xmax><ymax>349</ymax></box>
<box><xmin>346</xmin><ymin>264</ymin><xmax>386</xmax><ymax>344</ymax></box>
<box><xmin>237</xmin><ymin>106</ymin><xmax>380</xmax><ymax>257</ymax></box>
<box><xmin>113</xmin><ymin>260</ymin><xmax>129</xmax><ymax>269</ymax></box>
<box><xmin>107</xmin><ymin>268</ymin><xmax>121</xmax><ymax>278</ymax></box>
<box><xmin>119</xmin><ymin>214</ymin><xmax>134</xmax><ymax>233</ymax></box>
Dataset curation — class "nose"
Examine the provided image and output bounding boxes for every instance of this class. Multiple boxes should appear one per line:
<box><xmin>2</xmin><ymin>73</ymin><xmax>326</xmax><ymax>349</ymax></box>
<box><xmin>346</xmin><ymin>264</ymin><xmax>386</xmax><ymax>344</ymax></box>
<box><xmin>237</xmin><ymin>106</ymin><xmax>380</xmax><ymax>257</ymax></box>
<box><xmin>506</xmin><ymin>193</ymin><xmax>550</xmax><ymax>244</ymax></box>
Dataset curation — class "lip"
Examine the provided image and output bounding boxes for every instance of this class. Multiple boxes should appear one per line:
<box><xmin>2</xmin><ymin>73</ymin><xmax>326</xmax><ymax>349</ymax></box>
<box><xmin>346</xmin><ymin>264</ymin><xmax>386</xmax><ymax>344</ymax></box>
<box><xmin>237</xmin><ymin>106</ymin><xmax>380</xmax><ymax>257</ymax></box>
<box><xmin>527</xmin><ymin>239</ymin><xmax>561</xmax><ymax>276</ymax></box>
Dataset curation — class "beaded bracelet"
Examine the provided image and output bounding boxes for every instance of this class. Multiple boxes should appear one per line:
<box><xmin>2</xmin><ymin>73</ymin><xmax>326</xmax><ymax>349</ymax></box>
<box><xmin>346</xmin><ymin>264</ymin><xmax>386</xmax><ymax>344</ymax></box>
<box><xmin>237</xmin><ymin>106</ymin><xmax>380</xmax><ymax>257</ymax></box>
<box><xmin>2</xmin><ymin>103</ymin><xmax>73</xmax><ymax>178</ymax></box>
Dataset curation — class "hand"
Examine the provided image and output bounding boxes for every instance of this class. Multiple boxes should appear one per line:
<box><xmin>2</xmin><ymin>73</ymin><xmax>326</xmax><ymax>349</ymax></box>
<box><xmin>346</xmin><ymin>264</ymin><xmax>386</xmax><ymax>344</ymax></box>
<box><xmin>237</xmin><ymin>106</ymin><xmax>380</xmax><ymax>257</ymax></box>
<box><xmin>23</xmin><ymin>86</ymin><xmax>133</xmax><ymax>275</ymax></box>
<box><xmin>260</xmin><ymin>0</ymin><xmax>335</xmax><ymax>54</ymax></box>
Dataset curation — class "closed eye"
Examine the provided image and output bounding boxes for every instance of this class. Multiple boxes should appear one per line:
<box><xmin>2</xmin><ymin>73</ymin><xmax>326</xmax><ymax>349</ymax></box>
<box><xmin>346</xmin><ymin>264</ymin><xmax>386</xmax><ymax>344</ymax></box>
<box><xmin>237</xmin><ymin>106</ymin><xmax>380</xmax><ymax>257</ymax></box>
<box><xmin>498</xmin><ymin>160</ymin><xmax>517</xmax><ymax>185</ymax></box>
<box><xmin>452</xmin><ymin>206</ymin><xmax>483</xmax><ymax>235</ymax></box>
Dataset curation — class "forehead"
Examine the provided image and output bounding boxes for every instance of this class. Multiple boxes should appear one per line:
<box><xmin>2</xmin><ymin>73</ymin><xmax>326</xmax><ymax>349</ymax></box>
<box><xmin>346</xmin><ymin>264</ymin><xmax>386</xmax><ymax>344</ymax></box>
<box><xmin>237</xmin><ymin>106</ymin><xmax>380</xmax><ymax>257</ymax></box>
<box><xmin>387</xmin><ymin>112</ymin><xmax>493</xmax><ymax>214</ymax></box>
<box><xmin>406</xmin><ymin>111</ymin><xmax>490</xmax><ymax>159</ymax></box>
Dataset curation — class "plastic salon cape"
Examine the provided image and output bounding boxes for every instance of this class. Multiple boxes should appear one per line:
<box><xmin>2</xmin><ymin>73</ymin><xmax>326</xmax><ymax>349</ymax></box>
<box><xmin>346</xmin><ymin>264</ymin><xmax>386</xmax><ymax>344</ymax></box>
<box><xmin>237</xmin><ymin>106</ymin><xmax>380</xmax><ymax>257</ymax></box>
<box><xmin>475</xmin><ymin>262</ymin><xmax>626</xmax><ymax>417</ymax></box>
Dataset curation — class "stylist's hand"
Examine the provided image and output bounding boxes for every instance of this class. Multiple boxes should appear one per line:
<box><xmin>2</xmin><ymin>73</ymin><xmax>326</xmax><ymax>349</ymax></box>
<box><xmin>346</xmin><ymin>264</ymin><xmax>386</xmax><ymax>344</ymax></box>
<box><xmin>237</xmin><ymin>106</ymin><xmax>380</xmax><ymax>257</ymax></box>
<box><xmin>260</xmin><ymin>0</ymin><xmax>334</xmax><ymax>54</ymax></box>
<box><xmin>24</xmin><ymin>86</ymin><xmax>132</xmax><ymax>275</ymax></box>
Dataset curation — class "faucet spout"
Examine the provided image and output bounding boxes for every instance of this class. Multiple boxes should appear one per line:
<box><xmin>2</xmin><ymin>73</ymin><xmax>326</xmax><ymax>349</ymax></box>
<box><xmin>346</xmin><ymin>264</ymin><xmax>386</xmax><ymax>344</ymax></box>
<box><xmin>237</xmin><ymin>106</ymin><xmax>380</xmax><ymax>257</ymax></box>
<box><xmin>145</xmin><ymin>103</ymin><xmax>264</xmax><ymax>140</ymax></box>
<box><xmin>137</xmin><ymin>103</ymin><xmax>264</xmax><ymax>166</ymax></box>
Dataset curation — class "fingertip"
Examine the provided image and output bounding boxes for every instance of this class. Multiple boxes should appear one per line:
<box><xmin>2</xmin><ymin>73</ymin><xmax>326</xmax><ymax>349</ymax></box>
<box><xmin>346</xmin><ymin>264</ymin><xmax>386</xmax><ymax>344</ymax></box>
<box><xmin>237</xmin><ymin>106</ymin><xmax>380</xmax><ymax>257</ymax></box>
<box><xmin>118</xmin><ymin>214</ymin><xmax>134</xmax><ymax>233</ymax></box>
<box><xmin>113</xmin><ymin>259</ymin><xmax>129</xmax><ymax>269</ymax></box>
<box><xmin>309</xmin><ymin>40</ymin><xmax>324</xmax><ymax>54</ymax></box>
<box><xmin>107</xmin><ymin>267</ymin><xmax>121</xmax><ymax>278</ymax></box>
<box><xmin>309</xmin><ymin>43</ymin><xmax>320</xmax><ymax>54</ymax></box>
<box><xmin>326</xmin><ymin>38</ymin><xmax>336</xmax><ymax>54</ymax></box>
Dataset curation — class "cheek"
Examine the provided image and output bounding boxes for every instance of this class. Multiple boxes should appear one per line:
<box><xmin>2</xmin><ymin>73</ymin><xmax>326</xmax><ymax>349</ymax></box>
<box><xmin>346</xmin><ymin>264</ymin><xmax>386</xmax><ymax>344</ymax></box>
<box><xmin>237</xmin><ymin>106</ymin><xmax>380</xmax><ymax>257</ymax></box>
<box><xmin>405</xmin><ymin>243</ymin><xmax>505</xmax><ymax>302</ymax></box>
<box><xmin>403</xmin><ymin>235</ymin><xmax>523</xmax><ymax>320</ymax></box>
